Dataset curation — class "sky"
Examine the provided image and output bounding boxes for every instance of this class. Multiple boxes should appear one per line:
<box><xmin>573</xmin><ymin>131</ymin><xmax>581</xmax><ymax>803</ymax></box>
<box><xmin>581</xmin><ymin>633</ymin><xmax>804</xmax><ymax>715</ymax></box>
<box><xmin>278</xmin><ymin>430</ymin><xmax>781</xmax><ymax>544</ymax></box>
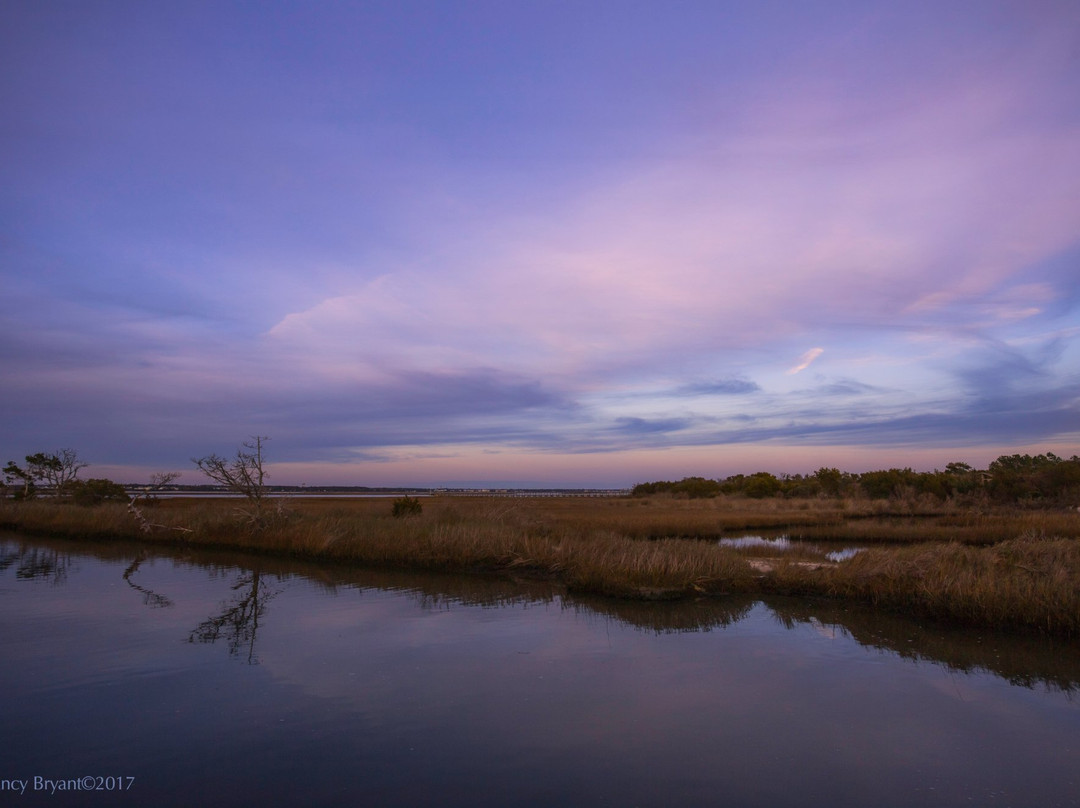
<box><xmin>2</xmin><ymin>1</ymin><xmax>1079</xmax><ymax>488</ymax></box>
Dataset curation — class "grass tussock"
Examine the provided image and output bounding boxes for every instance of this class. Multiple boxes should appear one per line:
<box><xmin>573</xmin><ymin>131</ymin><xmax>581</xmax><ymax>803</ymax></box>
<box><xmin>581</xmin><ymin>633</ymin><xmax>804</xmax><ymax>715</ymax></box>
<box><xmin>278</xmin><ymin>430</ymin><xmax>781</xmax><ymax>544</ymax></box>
<box><xmin>2</xmin><ymin>495</ymin><xmax>1079</xmax><ymax>636</ymax></box>
<box><xmin>771</xmin><ymin>538</ymin><xmax>1080</xmax><ymax>637</ymax></box>
<box><xmin>788</xmin><ymin>511</ymin><xmax>1080</xmax><ymax>545</ymax></box>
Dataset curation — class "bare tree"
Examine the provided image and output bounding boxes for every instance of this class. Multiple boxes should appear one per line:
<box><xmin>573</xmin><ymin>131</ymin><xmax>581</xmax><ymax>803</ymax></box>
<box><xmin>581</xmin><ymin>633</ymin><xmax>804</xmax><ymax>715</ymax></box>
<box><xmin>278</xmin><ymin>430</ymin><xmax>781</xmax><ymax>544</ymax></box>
<box><xmin>137</xmin><ymin>471</ymin><xmax>181</xmax><ymax>504</ymax></box>
<box><xmin>41</xmin><ymin>449</ymin><xmax>88</xmax><ymax>499</ymax></box>
<box><xmin>127</xmin><ymin>472</ymin><xmax>191</xmax><ymax>535</ymax></box>
<box><xmin>192</xmin><ymin>436</ymin><xmax>276</xmax><ymax>527</ymax></box>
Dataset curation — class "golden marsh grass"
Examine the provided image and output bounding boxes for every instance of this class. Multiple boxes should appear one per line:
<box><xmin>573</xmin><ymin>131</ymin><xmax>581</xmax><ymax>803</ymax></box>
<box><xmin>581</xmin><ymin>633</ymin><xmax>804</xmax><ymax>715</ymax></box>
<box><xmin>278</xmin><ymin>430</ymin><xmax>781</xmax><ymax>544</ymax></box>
<box><xmin>2</xmin><ymin>495</ymin><xmax>1078</xmax><ymax>636</ymax></box>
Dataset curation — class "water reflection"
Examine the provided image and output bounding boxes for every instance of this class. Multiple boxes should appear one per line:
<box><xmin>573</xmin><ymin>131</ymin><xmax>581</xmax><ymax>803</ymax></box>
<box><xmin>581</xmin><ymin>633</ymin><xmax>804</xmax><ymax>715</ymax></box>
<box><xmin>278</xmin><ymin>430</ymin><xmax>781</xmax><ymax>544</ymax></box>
<box><xmin>769</xmin><ymin>597</ymin><xmax>1080</xmax><ymax>695</ymax></box>
<box><xmin>189</xmin><ymin>570</ymin><xmax>281</xmax><ymax>664</ymax></box>
<box><xmin>567</xmin><ymin>592</ymin><xmax>757</xmax><ymax>633</ymax></box>
<box><xmin>719</xmin><ymin>533</ymin><xmax>865</xmax><ymax>562</ymax></box>
<box><xmin>1</xmin><ymin>533</ymin><xmax>1078</xmax><ymax>693</ymax></box>
<box><xmin>0</xmin><ymin>542</ymin><xmax>73</xmax><ymax>584</ymax></box>
<box><xmin>122</xmin><ymin>553</ymin><xmax>173</xmax><ymax>608</ymax></box>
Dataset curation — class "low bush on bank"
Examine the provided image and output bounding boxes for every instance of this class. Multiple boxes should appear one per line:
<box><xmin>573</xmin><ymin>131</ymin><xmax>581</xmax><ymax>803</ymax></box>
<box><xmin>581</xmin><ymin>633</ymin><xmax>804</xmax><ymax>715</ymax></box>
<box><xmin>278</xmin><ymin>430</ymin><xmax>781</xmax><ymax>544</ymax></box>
<box><xmin>391</xmin><ymin>496</ymin><xmax>423</xmax><ymax>518</ymax></box>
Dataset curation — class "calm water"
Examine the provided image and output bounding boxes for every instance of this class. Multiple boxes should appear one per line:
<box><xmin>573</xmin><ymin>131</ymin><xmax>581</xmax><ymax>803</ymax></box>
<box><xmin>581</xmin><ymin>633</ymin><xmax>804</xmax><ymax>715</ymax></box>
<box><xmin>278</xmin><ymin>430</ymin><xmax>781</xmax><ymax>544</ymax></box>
<box><xmin>718</xmin><ymin>534</ymin><xmax>865</xmax><ymax>561</ymax></box>
<box><xmin>2</xmin><ymin>533</ymin><xmax>1078</xmax><ymax>807</ymax></box>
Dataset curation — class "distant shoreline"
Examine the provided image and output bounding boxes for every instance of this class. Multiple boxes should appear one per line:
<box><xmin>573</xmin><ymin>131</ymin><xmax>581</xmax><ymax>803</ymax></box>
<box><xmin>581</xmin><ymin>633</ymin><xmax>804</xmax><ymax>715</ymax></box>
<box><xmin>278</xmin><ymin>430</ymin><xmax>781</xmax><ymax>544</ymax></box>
<box><xmin>124</xmin><ymin>486</ymin><xmax>631</xmax><ymax>498</ymax></box>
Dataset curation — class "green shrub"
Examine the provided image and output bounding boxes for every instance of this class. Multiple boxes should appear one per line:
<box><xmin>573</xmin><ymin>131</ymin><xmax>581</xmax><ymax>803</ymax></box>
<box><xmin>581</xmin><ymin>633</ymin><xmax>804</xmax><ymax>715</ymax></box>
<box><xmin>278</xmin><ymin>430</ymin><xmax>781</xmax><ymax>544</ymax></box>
<box><xmin>741</xmin><ymin>472</ymin><xmax>779</xmax><ymax>498</ymax></box>
<box><xmin>69</xmin><ymin>478</ymin><xmax>130</xmax><ymax>506</ymax></box>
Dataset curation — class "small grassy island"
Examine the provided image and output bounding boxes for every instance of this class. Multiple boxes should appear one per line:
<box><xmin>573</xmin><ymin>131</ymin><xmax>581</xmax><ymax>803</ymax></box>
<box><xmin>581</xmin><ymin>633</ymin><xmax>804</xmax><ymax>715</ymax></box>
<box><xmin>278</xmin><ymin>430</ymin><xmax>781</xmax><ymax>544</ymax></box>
<box><xmin>2</xmin><ymin>450</ymin><xmax>1079</xmax><ymax>638</ymax></box>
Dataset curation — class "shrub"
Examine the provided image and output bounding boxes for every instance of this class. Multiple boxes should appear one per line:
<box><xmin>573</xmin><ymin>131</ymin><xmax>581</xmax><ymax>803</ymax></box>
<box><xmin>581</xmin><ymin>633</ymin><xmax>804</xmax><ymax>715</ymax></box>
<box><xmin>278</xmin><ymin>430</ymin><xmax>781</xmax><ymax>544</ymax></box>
<box><xmin>814</xmin><ymin>467</ymin><xmax>845</xmax><ymax>497</ymax></box>
<box><xmin>743</xmin><ymin>472</ymin><xmax>782</xmax><ymax>499</ymax></box>
<box><xmin>392</xmin><ymin>496</ymin><xmax>423</xmax><ymax>518</ymax></box>
<box><xmin>69</xmin><ymin>478</ymin><xmax>130</xmax><ymax>506</ymax></box>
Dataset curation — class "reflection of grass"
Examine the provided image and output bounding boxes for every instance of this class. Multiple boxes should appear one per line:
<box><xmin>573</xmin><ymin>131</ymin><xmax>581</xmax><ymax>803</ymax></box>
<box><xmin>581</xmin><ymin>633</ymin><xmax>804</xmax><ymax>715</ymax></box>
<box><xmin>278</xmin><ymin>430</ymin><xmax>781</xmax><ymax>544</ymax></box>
<box><xmin>766</xmin><ymin>594</ymin><xmax>1080</xmax><ymax>693</ymax></box>
<box><xmin>3</xmin><ymin>496</ymin><xmax>1080</xmax><ymax>636</ymax></box>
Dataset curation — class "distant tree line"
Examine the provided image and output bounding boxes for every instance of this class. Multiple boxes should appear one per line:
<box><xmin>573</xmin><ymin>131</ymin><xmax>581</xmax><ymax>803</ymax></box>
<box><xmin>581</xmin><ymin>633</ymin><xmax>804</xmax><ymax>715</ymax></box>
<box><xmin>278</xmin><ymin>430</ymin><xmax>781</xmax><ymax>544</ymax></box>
<box><xmin>5</xmin><ymin>447</ymin><xmax>1078</xmax><ymax>508</ymax></box>
<box><xmin>632</xmin><ymin>453</ymin><xmax>1080</xmax><ymax>505</ymax></box>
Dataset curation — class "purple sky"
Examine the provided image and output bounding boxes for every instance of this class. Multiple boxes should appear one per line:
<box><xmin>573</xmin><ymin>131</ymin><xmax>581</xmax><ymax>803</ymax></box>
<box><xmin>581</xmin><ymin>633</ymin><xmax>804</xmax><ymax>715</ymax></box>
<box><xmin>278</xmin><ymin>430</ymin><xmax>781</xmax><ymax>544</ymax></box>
<box><xmin>2</xmin><ymin>1</ymin><xmax>1078</xmax><ymax>487</ymax></box>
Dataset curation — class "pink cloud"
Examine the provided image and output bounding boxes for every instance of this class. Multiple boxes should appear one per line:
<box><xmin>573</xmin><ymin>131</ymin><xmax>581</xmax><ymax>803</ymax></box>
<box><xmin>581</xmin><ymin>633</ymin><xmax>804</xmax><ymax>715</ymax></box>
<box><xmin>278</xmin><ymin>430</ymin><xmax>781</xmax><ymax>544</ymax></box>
<box><xmin>787</xmin><ymin>348</ymin><xmax>825</xmax><ymax>375</ymax></box>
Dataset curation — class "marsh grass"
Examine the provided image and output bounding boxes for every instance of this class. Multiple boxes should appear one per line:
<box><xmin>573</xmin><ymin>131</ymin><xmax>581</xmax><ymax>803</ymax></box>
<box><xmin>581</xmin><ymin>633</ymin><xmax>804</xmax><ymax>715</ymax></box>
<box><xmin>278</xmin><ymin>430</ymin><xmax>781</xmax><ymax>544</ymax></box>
<box><xmin>3</xmin><ymin>495</ymin><xmax>1078</xmax><ymax>635</ymax></box>
<box><xmin>778</xmin><ymin>538</ymin><xmax>1080</xmax><ymax>637</ymax></box>
<box><xmin>787</xmin><ymin>512</ymin><xmax>1080</xmax><ymax>545</ymax></box>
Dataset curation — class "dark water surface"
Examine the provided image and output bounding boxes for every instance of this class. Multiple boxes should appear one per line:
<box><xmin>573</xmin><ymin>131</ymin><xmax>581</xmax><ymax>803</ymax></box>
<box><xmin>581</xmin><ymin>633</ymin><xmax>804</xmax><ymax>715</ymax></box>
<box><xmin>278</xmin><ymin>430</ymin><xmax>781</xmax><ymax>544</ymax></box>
<box><xmin>1</xmin><ymin>533</ymin><xmax>1078</xmax><ymax>807</ymax></box>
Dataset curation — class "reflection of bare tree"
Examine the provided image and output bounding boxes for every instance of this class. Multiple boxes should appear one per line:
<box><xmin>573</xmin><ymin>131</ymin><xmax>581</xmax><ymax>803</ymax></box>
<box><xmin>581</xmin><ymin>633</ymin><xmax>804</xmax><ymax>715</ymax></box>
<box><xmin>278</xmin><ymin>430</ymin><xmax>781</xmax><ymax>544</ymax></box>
<box><xmin>0</xmin><ymin>545</ymin><xmax>72</xmax><ymax>584</ymax></box>
<box><xmin>0</xmin><ymin>547</ymin><xmax>21</xmax><ymax>572</ymax></box>
<box><xmin>122</xmin><ymin>553</ymin><xmax>173</xmax><ymax>608</ymax></box>
<box><xmin>189</xmin><ymin>571</ymin><xmax>279</xmax><ymax>664</ymax></box>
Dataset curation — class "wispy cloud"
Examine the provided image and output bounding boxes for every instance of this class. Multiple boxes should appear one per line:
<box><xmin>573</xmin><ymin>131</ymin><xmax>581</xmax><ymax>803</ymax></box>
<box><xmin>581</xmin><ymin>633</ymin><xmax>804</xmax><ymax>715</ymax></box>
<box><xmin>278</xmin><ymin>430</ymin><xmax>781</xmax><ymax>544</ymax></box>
<box><xmin>787</xmin><ymin>349</ymin><xmax>825</xmax><ymax>375</ymax></box>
